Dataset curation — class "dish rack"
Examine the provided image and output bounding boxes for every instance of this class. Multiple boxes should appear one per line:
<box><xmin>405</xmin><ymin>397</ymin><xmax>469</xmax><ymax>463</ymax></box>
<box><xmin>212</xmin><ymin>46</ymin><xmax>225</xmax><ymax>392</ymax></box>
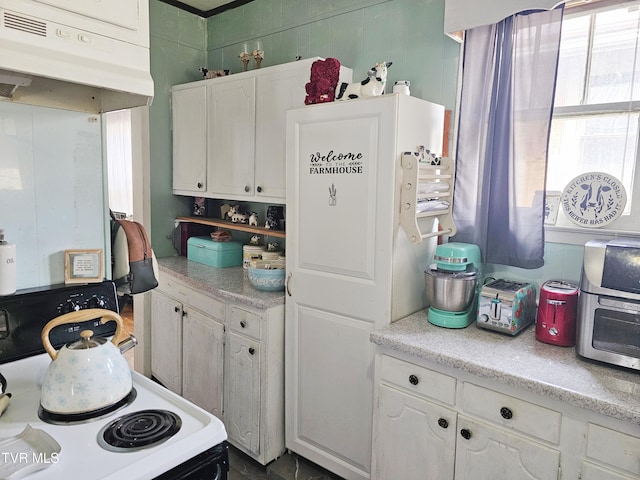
<box><xmin>399</xmin><ymin>151</ymin><xmax>456</xmax><ymax>244</ymax></box>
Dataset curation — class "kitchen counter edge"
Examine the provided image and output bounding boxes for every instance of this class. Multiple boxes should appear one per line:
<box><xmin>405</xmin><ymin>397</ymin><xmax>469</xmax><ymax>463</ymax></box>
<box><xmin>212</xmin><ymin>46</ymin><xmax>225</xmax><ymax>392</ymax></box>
<box><xmin>371</xmin><ymin>311</ymin><xmax>640</xmax><ymax>425</ymax></box>
<box><xmin>157</xmin><ymin>256</ymin><xmax>285</xmax><ymax>309</ymax></box>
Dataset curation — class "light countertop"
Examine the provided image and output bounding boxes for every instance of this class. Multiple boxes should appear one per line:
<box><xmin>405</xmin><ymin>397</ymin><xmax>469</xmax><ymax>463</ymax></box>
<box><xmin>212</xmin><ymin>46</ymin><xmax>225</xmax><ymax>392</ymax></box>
<box><xmin>157</xmin><ymin>256</ymin><xmax>285</xmax><ymax>309</ymax></box>
<box><xmin>371</xmin><ymin>310</ymin><xmax>640</xmax><ymax>425</ymax></box>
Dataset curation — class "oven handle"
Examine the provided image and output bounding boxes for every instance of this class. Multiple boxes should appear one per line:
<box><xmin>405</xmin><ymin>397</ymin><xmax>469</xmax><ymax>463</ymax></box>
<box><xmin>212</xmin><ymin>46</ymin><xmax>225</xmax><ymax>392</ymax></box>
<box><xmin>213</xmin><ymin>464</ymin><xmax>222</xmax><ymax>480</ymax></box>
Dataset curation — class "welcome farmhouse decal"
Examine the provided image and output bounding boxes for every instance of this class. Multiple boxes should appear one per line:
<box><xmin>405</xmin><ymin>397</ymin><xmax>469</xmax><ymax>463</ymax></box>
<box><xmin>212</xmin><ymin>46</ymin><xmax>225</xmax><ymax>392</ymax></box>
<box><xmin>308</xmin><ymin>150</ymin><xmax>366</xmax><ymax>206</ymax></box>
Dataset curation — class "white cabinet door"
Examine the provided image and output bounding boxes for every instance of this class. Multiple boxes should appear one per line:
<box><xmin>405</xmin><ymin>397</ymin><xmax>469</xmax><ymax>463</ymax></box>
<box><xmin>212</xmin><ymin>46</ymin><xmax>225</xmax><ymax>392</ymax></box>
<box><xmin>182</xmin><ymin>307</ymin><xmax>224</xmax><ymax>419</ymax></box>
<box><xmin>254</xmin><ymin>64</ymin><xmax>310</xmax><ymax>200</ymax></box>
<box><xmin>225</xmin><ymin>330</ymin><xmax>261</xmax><ymax>456</ymax></box>
<box><xmin>455</xmin><ymin>415</ymin><xmax>561</xmax><ymax>480</ymax></box>
<box><xmin>207</xmin><ymin>77</ymin><xmax>256</xmax><ymax>197</ymax></box>
<box><xmin>374</xmin><ymin>384</ymin><xmax>456</xmax><ymax>480</ymax></box>
<box><xmin>150</xmin><ymin>290</ymin><xmax>183</xmax><ymax>394</ymax></box>
<box><xmin>172</xmin><ymin>85</ymin><xmax>207</xmax><ymax>193</ymax></box>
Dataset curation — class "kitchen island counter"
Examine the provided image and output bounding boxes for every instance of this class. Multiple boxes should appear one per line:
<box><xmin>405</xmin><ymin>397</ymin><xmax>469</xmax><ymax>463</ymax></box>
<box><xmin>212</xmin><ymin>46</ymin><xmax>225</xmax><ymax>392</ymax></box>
<box><xmin>371</xmin><ymin>310</ymin><xmax>640</xmax><ymax>425</ymax></box>
<box><xmin>157</xmin><ymin>256</ymin><xmax>285</xmax><ymax>309</ymax></box>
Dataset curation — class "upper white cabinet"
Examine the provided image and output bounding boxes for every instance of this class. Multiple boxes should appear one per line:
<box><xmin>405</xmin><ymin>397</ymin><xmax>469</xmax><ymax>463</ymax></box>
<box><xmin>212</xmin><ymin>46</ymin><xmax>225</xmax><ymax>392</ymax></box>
<box><xmin>171</xmin><ymin>58</ymin><xmax>352</xmax><ymax>202</ymax></box>
<box><xmin>172</xmin><ymin>85</ymin><xmax>207</xmax><ymax>193</ymax></box>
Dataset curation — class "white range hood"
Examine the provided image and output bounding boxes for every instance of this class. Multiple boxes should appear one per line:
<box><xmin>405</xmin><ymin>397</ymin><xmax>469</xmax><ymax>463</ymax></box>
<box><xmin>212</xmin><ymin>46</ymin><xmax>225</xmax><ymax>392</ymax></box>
<box><xmin>0</xmin><ymin>0</ymin><xmax>154</xmax><ymax>113</ymax></box>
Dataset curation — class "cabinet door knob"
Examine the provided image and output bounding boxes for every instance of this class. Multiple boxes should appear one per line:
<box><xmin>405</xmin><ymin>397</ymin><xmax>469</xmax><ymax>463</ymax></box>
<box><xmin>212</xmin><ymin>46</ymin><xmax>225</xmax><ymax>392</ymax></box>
<box><xmin>256</xmin><ymin>186</ymin><xmax>262</xmax><ymax>193</ymax></box>
<box><xmin>500</xmin><ymin>407</ymin><xmax>513</xmax><ymax>420</ymax></box>
<box><xmin>174</xmin><ymin>306</ymin><xmax>180</xmax><ymax>313</ymax></box>
<box><xmin>197</xmin><ymin>182</ymin><xmax>203</xmax><ymax>189</ymax></box>
<box><xmin>249</xmin><ymin>347</ymin><xmax>255</xmax><ymax>355</ymax></box>
<box><xmin>408</xmin><ymin>374</ymin><xmax>419</xmax><ymax>386</ymax></box>
<box><xmin>240</xmin><ymin>320</ymin><xmax>246</xmax><ymax>328</ymax></box>
<box><xmin>460</xmin><ymin>428</ymin><xmax>472</xmax><ymax>440</ymax></box>
<box><xmin>437</xmin><ymin>418</ymin><xmax>449</xmax><ymax>429</ymax></box>
<box><xmin>244</xmin><ymin>185</ymin><xmax>250</xmax><ymax>192</ymax></box>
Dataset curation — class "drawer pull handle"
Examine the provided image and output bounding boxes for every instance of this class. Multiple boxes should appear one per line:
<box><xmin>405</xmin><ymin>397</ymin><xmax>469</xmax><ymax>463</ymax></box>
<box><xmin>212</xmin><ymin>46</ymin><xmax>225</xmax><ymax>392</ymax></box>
<box><xmin>249</xmin><ymin>347</ymin><xmax>255</xmax><ymax>355</ymax></box>
<box><xmin>437</xmin><ymin>418</ymin><xmax>448</xmax><ymax>429</ymax></box>
<box><xmin>240</xmin><ymin>320</ymin><xmax>246</xmax><ymax>328</ymax></box>
<box><xmin>500</xmin><ymin>407</ymin><xmax>513</xmax><ymax>420</ymax></box>
<box><xmin>460</xmin><ymin>428</ymin><xmax>472</xmax><ymax>440</ymax></box>
<box><xmin>408</xmin><ymin>374</ymin><xmax>419</xmax><ymax>386</ymax></box>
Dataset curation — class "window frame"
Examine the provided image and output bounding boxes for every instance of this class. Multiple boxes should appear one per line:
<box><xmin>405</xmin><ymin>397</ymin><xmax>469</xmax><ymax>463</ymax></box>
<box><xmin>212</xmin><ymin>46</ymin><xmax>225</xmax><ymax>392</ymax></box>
<box><xmin>545</xmin><ymin>1</ymin><xmax>640</xmax><ymax>245</ymax></box>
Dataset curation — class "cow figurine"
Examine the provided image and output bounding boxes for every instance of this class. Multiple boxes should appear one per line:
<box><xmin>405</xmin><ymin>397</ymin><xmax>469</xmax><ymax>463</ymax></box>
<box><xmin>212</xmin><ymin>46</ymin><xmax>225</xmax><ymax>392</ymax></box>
<box><xmin>336</xmin><ymin>61</ymin><xmax>392</xmax><ymax>100</ymax></box>
<box><xmin>228</xmin><ymin>205</ymin><xmax>248</xmax><ymax>223</ymax></box>
<box><xmin>249</xmin><ymin>212</ymin><xmax>259</xmax><ymax>226</ymax></box>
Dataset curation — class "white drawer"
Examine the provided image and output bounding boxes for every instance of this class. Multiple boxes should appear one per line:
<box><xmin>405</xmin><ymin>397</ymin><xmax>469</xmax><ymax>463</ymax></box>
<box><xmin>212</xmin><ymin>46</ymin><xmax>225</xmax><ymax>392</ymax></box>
<box><xmin>461</xmin><ymin>382</ymin><xmax>561</xmax><ymax>444</ymax></box>
<box><xmin>158</xmin><ymin>274</ymin><xmax>224</xmax><ymax>320</ymax></box>
<box><xmin>379</xmin><ymin>355</ymin><xmax>456</xmax><ymax>406</ymax></box>
<box><xmin>228</xmin><ymin>305</ymin><xmax>262</xmax><ymax>340</ymax></box>
<box><xmin>586</xmin><ymin>423</ymin><xmax>640</xmax><ymax>476</ymax></box>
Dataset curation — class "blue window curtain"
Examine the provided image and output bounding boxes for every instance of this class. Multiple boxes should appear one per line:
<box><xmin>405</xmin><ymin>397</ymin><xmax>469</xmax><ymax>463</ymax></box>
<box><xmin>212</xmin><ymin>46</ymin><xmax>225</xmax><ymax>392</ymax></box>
<box><xmin>451</xmin><ymin>7</ymin><xmax>564</xmax><ymax>269</ymax></box>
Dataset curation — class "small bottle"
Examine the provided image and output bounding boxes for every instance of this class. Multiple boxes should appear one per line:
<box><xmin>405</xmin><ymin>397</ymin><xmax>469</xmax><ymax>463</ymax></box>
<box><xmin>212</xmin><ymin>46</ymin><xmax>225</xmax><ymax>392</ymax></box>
<box><xmin>0</xmin><ymin>230</ymin><xmax>16</xmax><ymax>296</ymax></box>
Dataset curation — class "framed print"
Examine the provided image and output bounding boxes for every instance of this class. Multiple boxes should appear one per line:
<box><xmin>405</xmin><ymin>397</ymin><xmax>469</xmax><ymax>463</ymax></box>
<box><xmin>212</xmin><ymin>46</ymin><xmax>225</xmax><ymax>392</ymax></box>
<box><xmin>64</xmin><ymin>249</ymin><xmax>104</xmax><ymax>284</ymax></box>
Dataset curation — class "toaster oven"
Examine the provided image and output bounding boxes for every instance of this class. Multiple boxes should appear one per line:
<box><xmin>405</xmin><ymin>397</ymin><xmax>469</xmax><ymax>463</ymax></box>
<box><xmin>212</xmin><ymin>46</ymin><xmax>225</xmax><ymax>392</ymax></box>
<box><xmin>576</xmin><ymin>239</ymin><xmax>640</xmax><ymax>371</ymax></box>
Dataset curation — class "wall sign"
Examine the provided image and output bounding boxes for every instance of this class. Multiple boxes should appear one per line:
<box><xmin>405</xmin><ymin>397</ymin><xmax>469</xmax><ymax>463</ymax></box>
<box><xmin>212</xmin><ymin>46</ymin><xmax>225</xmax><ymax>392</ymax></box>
<box><xmin>561</xmin><ymin>172</ymin><xmax>627</xmax><ymax>228</ymax></box>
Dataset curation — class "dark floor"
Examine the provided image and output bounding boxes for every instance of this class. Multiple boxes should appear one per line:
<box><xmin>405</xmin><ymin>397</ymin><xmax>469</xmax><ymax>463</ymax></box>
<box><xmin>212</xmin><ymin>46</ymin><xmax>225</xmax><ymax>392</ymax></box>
<box><xmin>228</xmin><ymin>445</ymin><xmax>345</xmax><ymax>480</ymax></box>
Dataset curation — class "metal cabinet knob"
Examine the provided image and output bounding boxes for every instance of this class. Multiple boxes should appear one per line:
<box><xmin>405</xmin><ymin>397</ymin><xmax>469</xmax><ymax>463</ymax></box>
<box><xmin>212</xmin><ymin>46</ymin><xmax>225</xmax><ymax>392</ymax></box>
<box><xmin>438</xmin><ymin>418</ymin><xmax>449</xmax><ymax>429</ymax></box>
<box><xmin>500</xmin><ymin>407</ymin><xmax>513</xmax><ymax>420</ymax></box>
<box><xmin>256</xmin><ymin>186</ymin><xmax>262</xmax><ymax>193</ymax></box>
<box><xmin>460</xmin><ymin>428</ymin><xmax>472</xmax><ymax>440</ymax></box>
<box><xmin>197</xmin><ymin>182</ymin><xmax>203</xmax><ymax>189</ymax></box>
<box><xmin>174</xmin><ymin>306</ymin><xmax>180</xmax><ymax>313</ymax></box>
<box><xmin>244</xmin><ymin>185</ymin><xmax>250</xmax><ymax>192</ymax></box>
<box><xmin>408</xmin><ymin>374</ymin><xmax>419</xmax><ymax>386</ymax></box>
<box><xmin>240</xmin><ymin>320</ymin><xmax>246</xmax><ymax>328</ymax></box>
<box><xmin>249</xmin><ymin>347</ymin><xmax>255</xmax><ymax>355</ymax></box>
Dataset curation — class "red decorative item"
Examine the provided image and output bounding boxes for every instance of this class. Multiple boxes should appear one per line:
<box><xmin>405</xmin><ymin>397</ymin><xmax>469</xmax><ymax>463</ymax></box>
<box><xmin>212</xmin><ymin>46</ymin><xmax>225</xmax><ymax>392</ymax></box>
<box><xmin>305</xmin><ymin>58</ymin><xmax>341</xmax><ymax>105</ymax></box>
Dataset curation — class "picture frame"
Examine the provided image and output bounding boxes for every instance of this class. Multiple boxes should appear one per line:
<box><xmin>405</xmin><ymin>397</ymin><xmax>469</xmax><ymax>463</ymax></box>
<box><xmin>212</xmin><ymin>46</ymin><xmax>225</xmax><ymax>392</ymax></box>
<box><xmin>64</xmin><ymin>249</ymin><xmax>104</xmax><ymax>284</ymax></box>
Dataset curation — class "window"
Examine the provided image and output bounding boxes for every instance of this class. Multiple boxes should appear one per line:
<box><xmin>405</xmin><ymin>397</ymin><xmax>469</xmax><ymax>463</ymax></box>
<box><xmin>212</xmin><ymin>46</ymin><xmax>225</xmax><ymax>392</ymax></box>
<box><xmin>546</xmin><ymin>2</ymin><xmax>640</xmax><ymax>238</ymax></box>
<box><xmin>105</xmin><ymin>110</ymin><xmax>133</xmax><ymax>219</ymax></box>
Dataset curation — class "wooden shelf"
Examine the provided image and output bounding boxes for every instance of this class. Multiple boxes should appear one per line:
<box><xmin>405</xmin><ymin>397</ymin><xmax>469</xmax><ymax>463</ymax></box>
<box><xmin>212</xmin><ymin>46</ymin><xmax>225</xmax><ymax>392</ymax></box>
<box><xmin>177</xmin><ymin>216</ymin><xmax>286</xmax><ymax>239</ymax></box>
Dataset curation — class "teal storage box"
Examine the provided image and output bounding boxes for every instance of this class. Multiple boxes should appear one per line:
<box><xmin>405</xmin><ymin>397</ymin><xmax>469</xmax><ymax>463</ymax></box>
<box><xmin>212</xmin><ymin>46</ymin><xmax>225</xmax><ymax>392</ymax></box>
<box><xmin>187</xmin><ymin>236</ymin><xmax>243</xmax><ymax>268</ymax></box>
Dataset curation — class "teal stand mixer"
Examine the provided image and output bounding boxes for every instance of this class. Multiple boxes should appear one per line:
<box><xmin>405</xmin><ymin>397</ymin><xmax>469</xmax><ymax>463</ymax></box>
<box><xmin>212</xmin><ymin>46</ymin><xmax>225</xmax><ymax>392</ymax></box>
<box><xmin>424</xmin><ymin>242</ymin><xmax>482</xmax><ymax>328</ymax></box>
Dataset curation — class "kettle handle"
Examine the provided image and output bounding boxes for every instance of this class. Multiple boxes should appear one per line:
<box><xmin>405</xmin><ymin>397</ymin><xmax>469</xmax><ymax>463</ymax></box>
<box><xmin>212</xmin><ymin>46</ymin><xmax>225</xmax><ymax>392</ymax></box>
<box><xmin>41</xmin><ymin>308</ymin><xmax>125</xmax><ymax>361</ymax></box>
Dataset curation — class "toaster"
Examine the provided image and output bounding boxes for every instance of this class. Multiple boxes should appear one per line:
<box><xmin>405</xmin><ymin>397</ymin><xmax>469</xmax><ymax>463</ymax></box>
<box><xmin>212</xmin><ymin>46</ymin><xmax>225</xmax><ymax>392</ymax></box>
<box><xmin>477</xmin><ymin>279</ymin><xmax>537</xmax><ymax>336</ymax></box>
<box><xmin>535</xmin><ymin>280</ymin><xmax>579</xmax><ymax>346</ymax></box>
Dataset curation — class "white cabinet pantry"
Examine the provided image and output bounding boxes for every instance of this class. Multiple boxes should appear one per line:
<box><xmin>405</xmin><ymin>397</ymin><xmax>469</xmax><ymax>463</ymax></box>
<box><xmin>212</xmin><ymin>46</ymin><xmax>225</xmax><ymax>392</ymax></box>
<box><xmin>171</xmin><ymin>58</ymin><xmax>352</xmax><ymax>202</ymax></box>
<box><xmin>372</xmin><ymin>352</ymin><xmax>640</xmax><ymax>480</ymax></box>
<box><xmin>150</xmin><ymin>270</ymin><xmax>286</xmax><ymax>465</ymax></box>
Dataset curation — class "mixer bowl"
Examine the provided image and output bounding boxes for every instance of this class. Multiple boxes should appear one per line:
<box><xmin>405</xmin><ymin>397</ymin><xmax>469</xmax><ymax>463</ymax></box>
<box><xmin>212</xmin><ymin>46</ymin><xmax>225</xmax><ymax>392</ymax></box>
<box><xmin>425</xmin><ymin>264</ymin><xmax>478</xmax><ymax>312</ymax></box>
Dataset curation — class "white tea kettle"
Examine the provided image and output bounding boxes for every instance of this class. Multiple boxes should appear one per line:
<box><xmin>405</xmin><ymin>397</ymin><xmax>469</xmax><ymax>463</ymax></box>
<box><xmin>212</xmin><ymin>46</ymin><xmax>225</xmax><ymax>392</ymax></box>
<box><xmin>40</xmin><ymin>308</ymin><xmax>135</xmax><ymax>415</ymax></box>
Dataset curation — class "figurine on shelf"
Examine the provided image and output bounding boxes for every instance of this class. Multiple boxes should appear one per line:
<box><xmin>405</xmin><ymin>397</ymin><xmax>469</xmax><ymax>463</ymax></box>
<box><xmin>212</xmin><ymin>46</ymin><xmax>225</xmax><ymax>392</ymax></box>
<box><xmin>249</xmin><ymin>212</ymin><xmax>259</xmax><ymax>226</ymax></box>
<box><xmin>267</xmin><ymin>242</ymin><xmax>280</xmax><ymax>252</ymax></box>
<box><xmin>199</xmin><ymin>67</ymin><xmax>230</xmax><ymax>79</ymax></box>
<box><xmin>265</xmin><ymin>205</ymin><xmax>283</xmax><ymax>230</ymax></box>
<box><xmin>336</xmin><ymin>61</ymin><xmax>392</xmax><ymax>100</ymax></box>
<box><xmin>228</xmin><ymin>205</ymin><xmax>248</xmax><ymax>224</ymax></box>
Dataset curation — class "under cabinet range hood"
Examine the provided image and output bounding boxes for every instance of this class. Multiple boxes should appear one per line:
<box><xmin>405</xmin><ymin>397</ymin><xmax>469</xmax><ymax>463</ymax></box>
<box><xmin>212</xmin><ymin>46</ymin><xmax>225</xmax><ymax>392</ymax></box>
<box><xmin>0</xmin><ymin>0</ymin><xmax>154</xmax><ymax>113</ymax></box>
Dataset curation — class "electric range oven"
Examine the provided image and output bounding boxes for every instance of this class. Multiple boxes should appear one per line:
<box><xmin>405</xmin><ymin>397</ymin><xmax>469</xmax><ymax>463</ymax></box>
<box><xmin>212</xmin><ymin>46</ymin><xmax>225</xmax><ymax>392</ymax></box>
<box><xmin>0</xmin><ymin>281</ymin><xmax>229</xmax><ymax>479</ymax></box>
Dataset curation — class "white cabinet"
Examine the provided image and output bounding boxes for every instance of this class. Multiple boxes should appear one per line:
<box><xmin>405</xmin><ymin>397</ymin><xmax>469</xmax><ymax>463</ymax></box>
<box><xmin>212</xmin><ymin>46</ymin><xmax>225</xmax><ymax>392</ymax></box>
<box><xmin>150</xmin><ymin>273</ymin><xmax>225</xmax><ymax>419</ymax></box>
<box><xmin>224</xmin><ymin>303</ymin><xmax>285</xmax><ymax>465</ymax></box>
<box><xmin>171</xmin><ymin>58</ymin><xmax>352</xmax><ymax>202</ymax></box>
<box><xmin>171</xmin><ymin>85</ymin><xmax>207</xmax><ymax>193</ymax></box>
<box><xmin>150</xmin><ymin>289</ymin><xmax>183</xmax><ymax>394</ymax></box>
<box><xmin>150</xmin><ymin>270</ymin><xmax>286</xmax><ymax>465</ymax></box>
<box><xmin>373</xmin><ymin>352</ymin><xmax>640</xmax><ymax>480</ymax></box>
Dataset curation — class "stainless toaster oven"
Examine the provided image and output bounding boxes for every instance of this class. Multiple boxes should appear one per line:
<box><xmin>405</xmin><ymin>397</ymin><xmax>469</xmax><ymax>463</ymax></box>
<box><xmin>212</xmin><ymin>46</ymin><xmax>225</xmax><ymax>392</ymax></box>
<box><xmin>577</xmin><ymin>239</ymin><xmax>640</xmax><ymax>371</ymax></box>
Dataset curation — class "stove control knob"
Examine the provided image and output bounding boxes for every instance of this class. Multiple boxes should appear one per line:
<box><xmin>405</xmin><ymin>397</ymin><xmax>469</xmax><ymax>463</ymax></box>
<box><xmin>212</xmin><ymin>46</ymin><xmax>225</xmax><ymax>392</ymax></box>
<box><xmin>88</xmin><ymin>297</ymin><xmax>106</xmax><ymax>308</ymax></box>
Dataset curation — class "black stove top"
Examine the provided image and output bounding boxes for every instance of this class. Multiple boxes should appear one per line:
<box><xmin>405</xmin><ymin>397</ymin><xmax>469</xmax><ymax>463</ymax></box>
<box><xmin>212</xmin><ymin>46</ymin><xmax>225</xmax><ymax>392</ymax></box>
<box><xmin>0</xmin><ymin>281</ymin><xmax>119</xmax><ymax>364</ymax></box>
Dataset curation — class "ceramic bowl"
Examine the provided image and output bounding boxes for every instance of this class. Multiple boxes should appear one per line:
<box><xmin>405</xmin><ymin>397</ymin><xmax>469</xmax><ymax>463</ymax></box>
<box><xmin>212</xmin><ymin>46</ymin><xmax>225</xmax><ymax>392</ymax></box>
<box><xmin>247</xmin><ymin>265</ymin><xmax>286</xmax><ymax>291</ymax></box>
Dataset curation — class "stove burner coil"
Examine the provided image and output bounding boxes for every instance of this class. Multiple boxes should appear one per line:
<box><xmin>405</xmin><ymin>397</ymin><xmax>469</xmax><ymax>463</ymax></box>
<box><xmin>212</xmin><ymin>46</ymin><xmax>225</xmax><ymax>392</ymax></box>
<box><xmin>98</xmin><ymin>409</ymin><xmax>182</xmax><ymax>452</ymax></box>
<box><xmin>38</xmin><ymin>388</ymin><xmax>137</xmax><ymax>425</ymax></box>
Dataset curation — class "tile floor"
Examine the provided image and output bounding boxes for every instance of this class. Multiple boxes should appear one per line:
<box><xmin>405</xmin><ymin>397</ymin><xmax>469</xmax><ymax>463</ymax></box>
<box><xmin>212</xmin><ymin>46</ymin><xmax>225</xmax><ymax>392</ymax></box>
<box><xmin>228</xmin><ymin>445</ymin><xmax>345</xmax><ymax>480</ymax></box>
